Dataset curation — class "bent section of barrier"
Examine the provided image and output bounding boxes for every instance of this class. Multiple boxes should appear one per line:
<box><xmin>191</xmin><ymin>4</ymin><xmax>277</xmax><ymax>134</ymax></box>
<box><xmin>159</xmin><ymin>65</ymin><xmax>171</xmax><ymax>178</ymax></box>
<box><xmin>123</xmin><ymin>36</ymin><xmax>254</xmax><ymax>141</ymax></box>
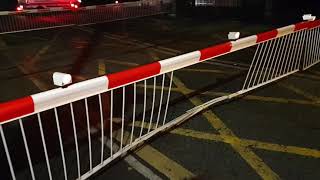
<box><xmin>0</xmin><ymin>19</ymin><xmax>319</xmax><ymax>180</ymax></box>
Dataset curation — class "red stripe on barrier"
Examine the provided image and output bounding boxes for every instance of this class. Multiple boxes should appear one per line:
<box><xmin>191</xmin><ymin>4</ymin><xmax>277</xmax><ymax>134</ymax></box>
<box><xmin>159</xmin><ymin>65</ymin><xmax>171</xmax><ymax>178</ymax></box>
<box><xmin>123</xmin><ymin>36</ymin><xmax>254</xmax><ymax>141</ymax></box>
<box><xmin>308</xmin><ymin>20</ymin><xmax>320</xmax><ymax>29</ymax></box>
<box><xmin>199</xmin><ymin>42</ymin><xmax>232</xmax><ymax>61</ymax></box>
<box><xmin>0</xmin><ymin>96</ymin><xmax>34</xmax><ymax>123</ymax></box>
<box><xmin>295</xmin><ymin>20</ymin><xmax>320</xmax><ymax>31</ymax></box>
<box><xmin>294</xmin><ymin>21</ymin><xmax>310</xmax><ymax>31</ymax></box>
<box><xmin>107</xmin><ymin>62</ymin><xmax>161</xmax><ymax>89</ymax></box>
<box><xmin>256</xmin><ymin>30</ymin><xmax>278</xmax><ymax>43</ymax></box>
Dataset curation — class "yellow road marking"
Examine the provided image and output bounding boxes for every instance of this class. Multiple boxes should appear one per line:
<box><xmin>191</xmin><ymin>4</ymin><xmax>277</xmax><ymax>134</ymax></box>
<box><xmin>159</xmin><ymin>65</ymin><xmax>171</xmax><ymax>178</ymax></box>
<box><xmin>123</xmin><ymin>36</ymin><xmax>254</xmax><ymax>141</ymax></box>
<box><xmin>181</xmin><ymin>68</ymin><xmax>231</xmax><ymax>74</ymax></box>
<box><xmin>279</xmin><ymin>83</ymin><xmax>320</xmax><ymax>102</ymax></box>
<box><xmin>98</xmin><ymin>61</ymin><xmax>106</xmax><ymax>75</ymax></box>
<box><xmin>308</xmin><ymin>70</ymin><xmax>320</xmax><ymax>76</ymax></box>
<box><xmin>18</xmin><ymin>66</ymin><xmax>49</xmax><ymax>91</ymax></box>
<box><xmin>136</xmin><ymin>84</ymin><xmax>320</xmax><ymax>107</ymax></box>
<box><xmin>135</xmin><ymin>145</ymin><xmax>195</xmax><ymax>179</ymax></box>
<box><xmin>172</xmin><ymin>76</ymin><xmax>281</xmax><ymax>180</ymax></box>
<box><xmin>132</xmin><ymin>121</ymin><xmax>320</xmax><ymax>158</ymax></box>
<box><xmin>112</xmin><ymin>127</ymin><xmax>195</xmax><ymax>179</ymax></box>
<box><xmin>98</xmin><ymin>58</ymin><xmax>139</xmax><ymax>67</ymax></box>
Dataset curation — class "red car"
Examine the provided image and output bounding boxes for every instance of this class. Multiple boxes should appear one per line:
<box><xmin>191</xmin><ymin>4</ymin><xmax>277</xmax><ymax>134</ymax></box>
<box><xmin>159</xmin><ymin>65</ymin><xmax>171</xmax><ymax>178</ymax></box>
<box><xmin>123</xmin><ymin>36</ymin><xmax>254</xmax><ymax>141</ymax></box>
<box><xmin>16</xmin><ymin>0</ymin><xmax>81</xmax><ymax>11</ymax></box>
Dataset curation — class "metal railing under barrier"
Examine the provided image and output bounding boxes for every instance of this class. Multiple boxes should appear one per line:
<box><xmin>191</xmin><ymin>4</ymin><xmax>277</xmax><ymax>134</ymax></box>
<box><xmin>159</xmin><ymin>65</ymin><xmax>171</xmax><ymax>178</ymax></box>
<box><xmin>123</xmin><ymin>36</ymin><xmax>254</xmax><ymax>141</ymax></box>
<box><xmin>0</xmin><ymin>0</ymin><xmax>173</xmax><ymax>34</ymax></box>
<box><xmin>0</xmin><ymin>19</ymin><xmax>319</xmax><ymax>180</ymax></box>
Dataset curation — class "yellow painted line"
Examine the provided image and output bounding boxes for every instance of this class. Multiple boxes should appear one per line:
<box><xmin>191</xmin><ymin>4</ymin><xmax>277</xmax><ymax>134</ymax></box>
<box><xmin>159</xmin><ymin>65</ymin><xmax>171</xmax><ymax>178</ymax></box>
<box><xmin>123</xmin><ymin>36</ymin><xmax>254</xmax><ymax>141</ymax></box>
<box><xmin>113</xmin><ymin>129</ymin><xmax>195</xmax><ymax>179</ymax></box>
<box><xmin>137</xmin><ymin>84</ymin><xmax>320</xmax><ymax>107</ymax></box>
<box><xmin>279</xmin><ymin>83</ymin><xmax>320</xmax><ymax>102</ymax></box>
<box><xmin>295</xmin><ymin>72</ymin><xmax>320</xmax><ymax>81</ymax></box>
<box><xmin>172</xmin><ymin>76</ymin><xmax>281</xmax><ymax>180</ymax></box>
<box><xmin>17</xmin><ymin>30</ymin><xmax>64</xmax><ymax>91</ymax></box>
<box><xmin>180</xmin><ymin>68</ymin><xmax>230</xmax><ymax>75</ymax></box>
<box><xmin>98</xmin><ymin>61</ymin><xmax>106</xmax><ymax>75</ymax></box>
<box><xmin>100</xmin><ymin>59</ymin><xmax>139</xmax><ymax>67</ymax></box>
<box><xmin>132</xmin><ymin>121</ymin><xmax>320</xmax><ymax>159</ymax></box>
<box><xmin>18</xmin><ymin>65</ymin><xmax>49</xmax><ymax>91</ymax></box>
<box><xmin>135</xmin><ymin>145</ymin><xmax>195</xmax><ymax>179</ymax></box>
<box><xmin>307</xmin><ymin>70</ymin><xmax>320</xmax><ymax>76</ymax></box>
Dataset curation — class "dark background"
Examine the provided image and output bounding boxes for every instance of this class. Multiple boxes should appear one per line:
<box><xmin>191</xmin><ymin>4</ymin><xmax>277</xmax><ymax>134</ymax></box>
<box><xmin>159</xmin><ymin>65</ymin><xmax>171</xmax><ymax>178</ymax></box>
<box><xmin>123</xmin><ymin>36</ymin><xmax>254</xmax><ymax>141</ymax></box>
<box><xmin>176</xmin><ymin>0</ymin><xmax>320</xmax><ymax>23</ymax></box>
<box><xmin>0</xmin><ymin>0</ymin><xmax>319</xmax><ymax>21</ymax></box>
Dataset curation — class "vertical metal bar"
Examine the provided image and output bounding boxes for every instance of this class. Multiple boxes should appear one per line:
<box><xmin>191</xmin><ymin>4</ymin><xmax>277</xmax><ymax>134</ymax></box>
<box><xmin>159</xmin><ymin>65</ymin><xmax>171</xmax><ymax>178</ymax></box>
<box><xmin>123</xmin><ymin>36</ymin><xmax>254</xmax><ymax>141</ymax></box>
<box><xmin>110</xmin><ymin>90</ymin><xmax>114</xmax><ymax>157</ymax></box>
<box><xmin>281</xmin><ymin>33</ymin><xmax>296</xmax><ymax>75</ymax></box>
<box><xmin>290</xmin><ymin>31</ymin><xmax>302</xmax><ymax>71</ymax></box>
<box><xmin>162</xmin><ymin>71</ymin><xmax>174</xmax><ymax>126</ymax></box>
<box><xmin>308</xmin><ymin>28</ymin><xmax>315</xmax><ymax>67</ymax></box>
<box><xmin>317</xmin><ymin>28</ymin><xmax>320</xmax><ymax>63</ymax></box>
<box><xmin>155</xmin><ymin>74</ymin><xmax>165</xmax><ymax>129</ymax></box>
<box><xmin>278</xmin><ymin>34</ymin><xmax>292</xmax><ymax>76</ymax></box>
<box><xmin>98</xmin><ymin>94</ymin><xmax>104</xmax><ymax>164</ymax></box>
<box><xmin>19</xmin><ymin>119</ymin><xmax>35</xmax><ymax>180</ymax></box>
<box><xmin>307</xmin><ymin>28</ymin><xmax>315</xmax><ymax>67</ymax></box>
<box><xmin>315</xmin><ymin>28</ymin><xmax>320</xmax><ymax>64</ymax></box>
<box><xmin>37</xmin><ymin>113</ymin><xmax>52</xmax><ymax>180</ymax></box>
<box><xmin>274</xmin><ymin>34</ymin><xmax>290</xmax><ymax>77</ymax></box>
<box><xmin>265</xmin><ymin>37</ymin><xmax>281</xmax><ymax>81</ymax></box>
<box><xmin>54</xmin><ymin>108</ymin><xmax>68</xmax><ymax>180</ymax></box>
<box><xmin>288</xmin><ymin>32</ymin><xmax>301</xmax><ymax>72</ymax></box>
<box><xmin>0</xmin><ymin>125</ymin><xmax>16</xmax><ymax>180</ymax></box>
<box><xmin>252</xmin><ymin>40</ymin><xmax>271</xmax><ymax>86</ymax></box>
<box><xmin>259</xmin><ymin>39</ymin><xmax>279</xmax><ymax>83</ymax></box>
<box><xmin>139</xmin><ymin>80</ymin><xmax>147</xmax><ymax>137</ymax></box>
<box><xmin>304</xmin><ymin>30</ymin><xmax>311</xmax><ymax>69</ymax></box>
<box><xmin>70</xmin><ymin>103</ymin><xmax>81</xmax><ymax>179</ymax></box>
<box><xmin>85</xmin><ymin>98</ymin><xmax>92</xmax><ymax>171</ymax></box>
<box><xmin>242</xmin><ymin>44</ymin><xmax>261</xmax><ymax>90</ymax></box>
<box><xmin>312</xmin><ymin>28</ymin><xmax>319</xmax><ymax>65</ymax></box>
<box><xmin>296</xmin><ymin>30</ymin><xmax>307</xmax><ymax>70</ymax></box>
<box><xmin>148</xmin><ymin>77</ymin><xmax>156</xmax><ymax>133</ymax></box>
<box><xmin>247</xmin><ymin>41</ymin><xmax>267</xmax><ymax>88</ymax></box>
<box><xmin>310</xmin><ymin>28</ymin><xmax>317</xmax><ymax>66</ymax></box>
<box><xmin>120</xmin><ymin>87</ymin><xmax>126</xmax><ymax>150</ymax></box>
<box><xmin>130</xmin><ymin>83</ymin><xmax>137</xmax><ymax>144</ymax></box>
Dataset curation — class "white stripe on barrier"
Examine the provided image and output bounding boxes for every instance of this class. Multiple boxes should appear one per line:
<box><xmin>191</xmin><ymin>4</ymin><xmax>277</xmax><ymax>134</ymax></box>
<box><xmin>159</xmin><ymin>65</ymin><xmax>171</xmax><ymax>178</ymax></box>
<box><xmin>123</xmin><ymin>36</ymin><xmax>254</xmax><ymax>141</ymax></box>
<box><xmin>159</xmin><ymin>51</ymin><xmax>201</xmax><ymax>73</ymax></box>
<box><xmin>85</xmin><ymin>5</ymin><xmax>97</xmax><ymax>10</ymax></box>
<box><xmin>231</xmin><ymin>35</ymin><xmax>257</xmax><ymax>52</ymax></box>
<box><xmin>0</xmin><ymin>11</ymin><xmax>11</xmax><ymax>16</ymax></box>
<box><xmin>32</xmin><ymin>76</ymin><xmax>108</xmax><ymax>112</ymax></box>
<box><xmin>277</xmin><ymin>25</ymin><xmax>295</xmax><ymax>38</ymax></box>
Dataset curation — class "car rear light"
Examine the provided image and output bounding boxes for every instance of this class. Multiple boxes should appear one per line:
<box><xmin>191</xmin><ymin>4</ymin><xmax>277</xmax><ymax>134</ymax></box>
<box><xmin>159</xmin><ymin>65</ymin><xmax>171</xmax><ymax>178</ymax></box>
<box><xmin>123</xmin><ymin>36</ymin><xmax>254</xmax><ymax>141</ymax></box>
<box><xmin>16</xmin><ymin>5</ymin><xmax>24</xmax><ymax>11</ymax></box>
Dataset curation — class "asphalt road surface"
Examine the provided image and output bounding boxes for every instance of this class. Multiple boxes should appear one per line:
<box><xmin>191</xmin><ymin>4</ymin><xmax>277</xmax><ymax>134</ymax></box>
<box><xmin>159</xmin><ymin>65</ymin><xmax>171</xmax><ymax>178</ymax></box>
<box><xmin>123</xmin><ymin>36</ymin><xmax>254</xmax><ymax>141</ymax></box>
<box><xmin>0</xmin><ymin>14</ymin><xmax>320</xmax><ymax>180</ymax></box>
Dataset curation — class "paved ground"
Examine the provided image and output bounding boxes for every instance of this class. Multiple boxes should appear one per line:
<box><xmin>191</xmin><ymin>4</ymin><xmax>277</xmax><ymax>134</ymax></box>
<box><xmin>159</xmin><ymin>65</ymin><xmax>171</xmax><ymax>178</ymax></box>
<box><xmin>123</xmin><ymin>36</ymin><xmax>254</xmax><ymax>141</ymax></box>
<box><xmin>1</xmin><ymin>14</ymin><xmax>320</xmax><ymax>180</ymax></box>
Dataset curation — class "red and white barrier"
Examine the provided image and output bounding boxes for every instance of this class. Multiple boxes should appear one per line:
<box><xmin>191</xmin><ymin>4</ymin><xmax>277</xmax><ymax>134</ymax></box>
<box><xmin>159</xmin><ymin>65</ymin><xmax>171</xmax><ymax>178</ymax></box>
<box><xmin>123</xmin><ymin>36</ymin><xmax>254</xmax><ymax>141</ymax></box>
<box><xmin>1</xmin><ymin>19</ymin><xmax>320</xmax><ymax>124</ymax></box>
<box><xmin>0</xmin><ymin>18</ymin><xmax>319</xmax><ymax>180</ymax></box>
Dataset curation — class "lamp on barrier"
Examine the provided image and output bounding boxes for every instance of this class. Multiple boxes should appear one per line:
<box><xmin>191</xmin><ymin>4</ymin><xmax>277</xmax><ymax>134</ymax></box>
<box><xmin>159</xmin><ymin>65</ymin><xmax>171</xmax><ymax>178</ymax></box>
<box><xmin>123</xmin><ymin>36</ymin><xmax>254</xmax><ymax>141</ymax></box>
<box><xmin>228</xmin><ymin>32</ymin><xmax>240</xmax><ymax>40</ymax></box>
<box><xmin>53</xmin><ymin>72</ymin><xmax>72</xmax><ymax>87</ymax></box>
<box><xmin>303</xmin><ymin>14</ymin><xmax>316</xmax><ymax>21</ymax></box>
